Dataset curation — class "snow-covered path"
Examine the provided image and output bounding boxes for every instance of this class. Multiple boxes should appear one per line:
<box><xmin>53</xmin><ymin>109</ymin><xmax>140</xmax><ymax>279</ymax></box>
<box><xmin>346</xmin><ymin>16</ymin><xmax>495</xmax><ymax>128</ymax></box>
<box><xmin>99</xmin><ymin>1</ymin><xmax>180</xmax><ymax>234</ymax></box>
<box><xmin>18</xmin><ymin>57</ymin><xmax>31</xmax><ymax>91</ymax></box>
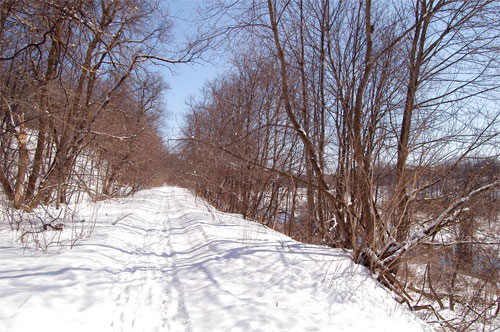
<box><xmin>0</xmin><ymin>187</ymin><xmax>430</xmax><ymax>331</ymax></box>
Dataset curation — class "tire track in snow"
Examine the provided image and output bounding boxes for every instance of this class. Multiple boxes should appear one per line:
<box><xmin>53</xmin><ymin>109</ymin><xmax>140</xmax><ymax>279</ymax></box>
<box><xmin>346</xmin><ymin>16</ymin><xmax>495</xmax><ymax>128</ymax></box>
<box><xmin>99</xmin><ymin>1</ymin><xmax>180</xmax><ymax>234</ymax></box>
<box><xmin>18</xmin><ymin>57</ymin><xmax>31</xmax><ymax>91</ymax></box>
<box><xmin>108</xmin><ymin>191</ymin><xmax>186</xmax><ymax>331</ymax></box>
<box><xmin>164</xmin><ymin>216</ymin><xmax>193</xmax><ymax>332</ymax></box>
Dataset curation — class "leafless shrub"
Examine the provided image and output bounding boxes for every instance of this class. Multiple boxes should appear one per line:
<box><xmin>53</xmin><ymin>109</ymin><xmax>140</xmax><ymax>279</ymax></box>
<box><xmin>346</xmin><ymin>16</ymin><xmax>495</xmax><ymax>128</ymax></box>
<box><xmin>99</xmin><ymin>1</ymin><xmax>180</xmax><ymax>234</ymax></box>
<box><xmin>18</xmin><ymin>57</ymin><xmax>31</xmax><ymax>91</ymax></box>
<box><xmin>1</xmin><ymin>202</ymin><xmax>98</xmax><ymax>251</ymax></box>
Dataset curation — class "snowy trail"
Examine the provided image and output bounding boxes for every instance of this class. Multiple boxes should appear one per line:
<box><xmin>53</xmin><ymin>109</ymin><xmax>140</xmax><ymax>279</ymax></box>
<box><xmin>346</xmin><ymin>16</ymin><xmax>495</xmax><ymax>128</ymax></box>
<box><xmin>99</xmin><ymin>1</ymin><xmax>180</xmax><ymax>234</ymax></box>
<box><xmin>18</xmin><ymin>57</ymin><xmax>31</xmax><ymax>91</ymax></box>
<box><xmin>108</xmin><ymin>197</ymin><xmax>172</xmax><ymax>331</ymax></box>
<box><xmin>0</xmin><ymin>187</ymin><xmax>430</xmax><ymax>331</ymax></box>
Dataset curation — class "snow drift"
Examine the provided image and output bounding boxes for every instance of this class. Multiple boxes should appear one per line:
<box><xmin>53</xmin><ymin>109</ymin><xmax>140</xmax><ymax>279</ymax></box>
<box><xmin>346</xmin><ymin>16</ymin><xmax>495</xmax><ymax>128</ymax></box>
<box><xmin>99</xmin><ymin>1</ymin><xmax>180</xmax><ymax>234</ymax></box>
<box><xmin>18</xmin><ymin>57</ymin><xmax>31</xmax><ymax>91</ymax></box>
<box><xmin>0</xmin><ymin>187</ymin><xmax>431</xmax><ymax>331</ymax></box>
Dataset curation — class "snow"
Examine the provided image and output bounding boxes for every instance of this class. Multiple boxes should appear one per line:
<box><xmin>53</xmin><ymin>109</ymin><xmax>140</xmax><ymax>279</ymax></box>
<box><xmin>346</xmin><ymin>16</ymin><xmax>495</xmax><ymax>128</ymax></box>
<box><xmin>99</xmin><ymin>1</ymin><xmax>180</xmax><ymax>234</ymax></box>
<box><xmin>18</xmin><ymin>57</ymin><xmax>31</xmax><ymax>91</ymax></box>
<box><xmin>0</xmin><ymin>187</ymin><xmax>431</xmax><ymax>332</ymax></box>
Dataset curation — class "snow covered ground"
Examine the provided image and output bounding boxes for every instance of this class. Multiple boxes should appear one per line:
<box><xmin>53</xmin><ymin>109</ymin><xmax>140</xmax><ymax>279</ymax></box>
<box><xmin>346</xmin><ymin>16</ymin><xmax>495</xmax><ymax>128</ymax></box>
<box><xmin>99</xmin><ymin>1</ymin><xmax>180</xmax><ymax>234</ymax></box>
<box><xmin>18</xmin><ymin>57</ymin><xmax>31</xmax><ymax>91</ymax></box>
<box><xmin>0</xmin><ymin>187</ymin><xmax>431</xmax><ymax>332</ymax></box>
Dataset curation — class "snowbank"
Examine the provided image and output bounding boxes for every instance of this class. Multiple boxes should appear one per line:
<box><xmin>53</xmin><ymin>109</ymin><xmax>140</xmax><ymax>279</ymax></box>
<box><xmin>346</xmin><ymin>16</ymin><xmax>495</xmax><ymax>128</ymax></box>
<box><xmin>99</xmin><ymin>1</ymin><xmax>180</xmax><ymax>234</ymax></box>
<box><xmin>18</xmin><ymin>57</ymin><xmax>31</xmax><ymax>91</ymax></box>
<box><xmin>0</xmin><ymin>187</ymin><xmax>431</xmax><ymax>331</ymax></box>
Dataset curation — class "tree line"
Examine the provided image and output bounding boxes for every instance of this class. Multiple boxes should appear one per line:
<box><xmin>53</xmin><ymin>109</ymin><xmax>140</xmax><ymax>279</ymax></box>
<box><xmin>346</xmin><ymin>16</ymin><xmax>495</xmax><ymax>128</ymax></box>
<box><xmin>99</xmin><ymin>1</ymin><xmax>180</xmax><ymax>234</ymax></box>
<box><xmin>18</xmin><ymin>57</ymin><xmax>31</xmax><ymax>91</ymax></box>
<box><xmin>0</xmin><ymin>0</ymin><xmax>192</xmax><ymax>210</ymax></box>
<box><xmin>176</xmin><ymin>1</ymin><xmax>500</xmax><ymax>330</ymax></box>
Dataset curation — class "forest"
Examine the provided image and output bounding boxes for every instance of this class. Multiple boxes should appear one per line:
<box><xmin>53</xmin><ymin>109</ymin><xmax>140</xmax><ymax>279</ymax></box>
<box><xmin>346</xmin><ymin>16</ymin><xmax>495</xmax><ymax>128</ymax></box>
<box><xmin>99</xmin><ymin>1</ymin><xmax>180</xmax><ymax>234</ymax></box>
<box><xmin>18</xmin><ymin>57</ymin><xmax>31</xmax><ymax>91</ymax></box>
<box><xmin>1</xmin><ymin>1</ymin><xmax>500</xmax><ymax>331</ymax></box>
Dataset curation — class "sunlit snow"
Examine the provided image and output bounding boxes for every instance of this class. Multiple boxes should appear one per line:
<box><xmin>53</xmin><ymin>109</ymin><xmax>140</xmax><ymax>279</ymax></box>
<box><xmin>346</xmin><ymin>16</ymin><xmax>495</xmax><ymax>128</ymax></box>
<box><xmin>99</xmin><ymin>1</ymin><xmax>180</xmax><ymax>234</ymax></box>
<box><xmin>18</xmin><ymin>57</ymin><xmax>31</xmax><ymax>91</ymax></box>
<box><xmin>0</xmin><ymin>187</ymin><xmax>431</xmax><ymax>332</ymax></box>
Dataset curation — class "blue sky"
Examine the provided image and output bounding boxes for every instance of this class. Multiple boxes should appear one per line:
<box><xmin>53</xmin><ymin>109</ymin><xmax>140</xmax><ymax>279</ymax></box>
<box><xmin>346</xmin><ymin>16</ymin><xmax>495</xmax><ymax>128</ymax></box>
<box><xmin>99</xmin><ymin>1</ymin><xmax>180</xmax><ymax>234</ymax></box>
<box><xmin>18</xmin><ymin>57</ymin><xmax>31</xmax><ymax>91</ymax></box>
<box><xmin>161</xmin><ymin>60</ymin><xmax>218</xmax><ymax>139</ymax></box>
<box><xmin>159</xmin><ymin>0</ymin><xmax>221</xmax><ymax>140</ymax></box>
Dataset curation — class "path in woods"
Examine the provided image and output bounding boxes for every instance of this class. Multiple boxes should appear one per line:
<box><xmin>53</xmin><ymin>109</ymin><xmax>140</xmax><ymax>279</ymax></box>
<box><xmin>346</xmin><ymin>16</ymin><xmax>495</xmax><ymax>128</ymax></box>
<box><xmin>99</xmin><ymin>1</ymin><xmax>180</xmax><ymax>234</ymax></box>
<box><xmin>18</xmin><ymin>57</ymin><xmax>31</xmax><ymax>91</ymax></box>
<box><xmin>0</xmin><ymin>187</ymin><xmax>430</xmax><ymax>332</ymax></box>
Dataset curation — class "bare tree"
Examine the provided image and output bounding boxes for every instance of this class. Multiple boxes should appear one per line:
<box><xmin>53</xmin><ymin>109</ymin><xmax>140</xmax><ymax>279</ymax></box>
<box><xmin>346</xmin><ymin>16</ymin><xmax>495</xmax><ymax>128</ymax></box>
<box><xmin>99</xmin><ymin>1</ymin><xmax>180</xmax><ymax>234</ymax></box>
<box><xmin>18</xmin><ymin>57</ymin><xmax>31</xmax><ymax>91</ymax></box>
<box><xmin>0</xmin><ymin>0</ymin><xmax>193</xmax><ymax>210</ymax></box>
<box><xmin>179</xmin><ymin>1</ymin><xmax>500</xmax><ymax>329</ymax></box>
